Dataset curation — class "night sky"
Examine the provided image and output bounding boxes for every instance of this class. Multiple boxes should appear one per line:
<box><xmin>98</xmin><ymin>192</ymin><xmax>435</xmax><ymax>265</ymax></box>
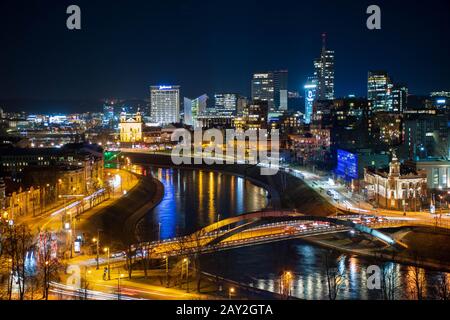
<box><xmin>1</xmin><ymin>0</ymin><xmax>450</xmax><ymax>112</ymax></box>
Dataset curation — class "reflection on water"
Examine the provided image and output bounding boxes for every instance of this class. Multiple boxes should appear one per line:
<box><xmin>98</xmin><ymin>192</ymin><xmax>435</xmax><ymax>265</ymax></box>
<box><xmin>136</xmin><ymin>166</ymin><xmax>448</xmax><ymax>300</ymax></box>
<box><xmin>137</xmin><ymin>167</ymin><xmax>268</xmax><ymax>241</ymax></box>
<box><xmin>200</xmin><ymin>240</ymin><xmax>448</xmax><ymax>300</ymax></box>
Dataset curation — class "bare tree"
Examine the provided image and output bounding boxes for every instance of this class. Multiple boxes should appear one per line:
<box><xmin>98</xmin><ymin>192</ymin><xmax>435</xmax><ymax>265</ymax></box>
<box><xmin>407</xmin><ymin>252</ymin><xmax>426</xmax><ymax>300</ymax></box>
<box><xmin>380</xmin><ymin>262</ymin><xmax>401</xmax><ymax>300</ymax></box>
<box><xmin>37</xmin><ymin>231</ymin><xmax>64</xmax><ymax>300</ymax></box>
<box><xmin>323</xmin><ymin>250</ymin><xmax>346</xmax><ymax>300</ymax></box>
<box><xmin>3</xmin><ymin>224</ymin><xmax>35</xmax><ymax>300</ymax></box>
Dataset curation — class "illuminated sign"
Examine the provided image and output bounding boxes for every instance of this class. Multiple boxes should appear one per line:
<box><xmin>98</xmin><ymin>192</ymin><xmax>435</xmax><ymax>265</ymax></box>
<box><xmin>159</xmin><ymin>85</ymin><xmax>173</xmax><ymax>90</ymax></box>
<box><xmin>436</xmin><ymin>99</ymin><xmax>446</xmax><ymax>104</ymax></box>
<box><xmin>336</xmin><ymin>149</ymin><xmax>358</xmax><ymax>181</ymax></box>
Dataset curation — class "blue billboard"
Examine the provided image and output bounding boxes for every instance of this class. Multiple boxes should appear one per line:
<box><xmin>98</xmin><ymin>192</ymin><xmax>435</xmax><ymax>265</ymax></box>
<box><xmin>336</xmin><ymin>149</ymin><xmax>358</xmax><ymax>181</ymax></box>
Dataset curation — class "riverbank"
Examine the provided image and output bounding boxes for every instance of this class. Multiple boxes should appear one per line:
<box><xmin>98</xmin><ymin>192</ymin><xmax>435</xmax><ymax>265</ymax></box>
<box><xmin>125</xmin><ymin>153</ymin><xmax>336</xmax><ymax>217</ymax></box>
<box><xmin>76</xmin><ymin>169</ymin><xmax>164</xmax><ymax>248</ymax></box>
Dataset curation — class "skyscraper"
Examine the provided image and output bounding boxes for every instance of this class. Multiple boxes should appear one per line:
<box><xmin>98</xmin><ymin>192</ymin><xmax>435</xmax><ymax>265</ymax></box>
<box><xmin>368</xmin><ymin>71</ymin><xmax>393</xmax><ymax>112</ymax></box>
<box><xmin>314</xmin><ymin>34</ymin><xmax>335</xmax><ymax>101</ymax></box>
<box><xmin>184</xmin><ymin>94</ymin><xmax>208</xmax><ymax>128</ymax></box>
<box><xmin>304</xmin><ymin>79</ymin><xmax>317</xmax><ymax>124</ymax></box>
<box><xmin>251</xmin><ymin>70</ymin><xmax>289</xmax><ymax>112</ymax></box>
<box><xmin>391</xmin><ymin>85</ymin><xmax>408</xmax><ymax>113</ymax></box>
<box><xmin>150</xmin><ymin>85</ymin><xmax>180</xmax><ymax>125</ymax></box>
<box><xmin>368</xmin><ymin>71</ymin><xmax>408</xmax><ymax>113</ymax></box>
<box><xmin>252</xmin><ymin>73</ymin><xmax>274</xmax><ymax>110</ymax></box>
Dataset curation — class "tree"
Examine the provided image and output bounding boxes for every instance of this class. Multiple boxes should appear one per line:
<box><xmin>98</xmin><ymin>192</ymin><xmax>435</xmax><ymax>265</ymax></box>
<box><xmin>407</xmin><ymin>252</ymin><xmax>426</xmax><ymax>300</ymax></box>
<box><xmin>37</xmin><ymin>231</ymin><xmax>64</xmax><ymax>300</ymax></box>
<box><xmin>380</xmin><ymin>262</ymin><xmax>401</xmax><ymax>300</ymax></box>
<box><xmin>323</xmin><ymin>250</ymin><xmax>346</xmax><ymax>300</ymax></box>
<box><xmin>2</xmin><ymin>223</ymin><xmax>35</xmax><ymax>300</ymax></box>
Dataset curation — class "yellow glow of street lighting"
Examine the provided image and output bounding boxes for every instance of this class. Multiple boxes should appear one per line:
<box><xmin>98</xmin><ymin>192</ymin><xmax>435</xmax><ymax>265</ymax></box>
<box><xmin>183</xmin><ymin>258</ymin><xmax>188</xmax><ymax>263</ymax></box>
<box><xmin>230</xmin><ymin>287</ymin><xmax>235</xmax><ymax>293</ymax></box>
<box><xmin>104</xmin><ymin>247</ymin><xmax>109</xmax><ymax>253</ymax></box>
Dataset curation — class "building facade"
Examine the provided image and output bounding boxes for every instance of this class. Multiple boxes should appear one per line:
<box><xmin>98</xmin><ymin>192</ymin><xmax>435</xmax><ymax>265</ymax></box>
<box><xmin>184</xmin><ymin>94</ymin><xmax>208</xmax><ymax>128</ymax></box>
<box><xmin>364</xmin><ymin>155</ymin><xmax>427</xmax><ymax>210</ymax></box>
<box><xmin>314</xmin><ymin>34</ymin><xmax>335</xmax><ymax>101</ymax></box>
<box><xmin>368</xmin><ymin>71</ymin><xmax>393</xmax><ymax>112</ymax></box>
<box><xmin>150</xmin><ymin>85</ymin><xmax>180</xmax><ymax>125</ymax></box>
<box><xmin>119</xmin><ymin>112</ymin><xmax>143</xmax><ymax>143</ymax></box>
<box><xmin>304</xmin><ymin>80</ymin><xmax>317</xmax><ymax>124</ymax></box>
<box><xmin>214</xmin><ymin>93</ymin><xmax>238</xmax><ymax>117</ymax></box>
<box><xmin>252</xmin><ymin>71</ymin><xmax>288</xmax><ymax>112</ymax></box>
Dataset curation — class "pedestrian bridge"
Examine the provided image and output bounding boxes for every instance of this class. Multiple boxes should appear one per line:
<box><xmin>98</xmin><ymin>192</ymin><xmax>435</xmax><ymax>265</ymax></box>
<box><xmin>140</xmin><ymin>210</ymin><xmax>408</xmax><ymax>258</ymax></box>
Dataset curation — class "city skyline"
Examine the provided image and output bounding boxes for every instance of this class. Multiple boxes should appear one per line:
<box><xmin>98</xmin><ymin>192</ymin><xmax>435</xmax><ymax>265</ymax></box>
<box><xmin>1</xmin><ymin>0</ymin><xmax>450</xmax><ymax>110</ymax></box>
<box><xmin>1</xmin><ymin>1</ymin><xmax>450</xmax><ymax>304</ymax></box>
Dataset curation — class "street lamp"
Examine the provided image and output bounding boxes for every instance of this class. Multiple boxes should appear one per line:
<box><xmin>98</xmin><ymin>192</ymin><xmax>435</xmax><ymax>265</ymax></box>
<box><xmin>104</xmin><ymin>247</ymin><xmax>111</xmax><ymax>280</ymax></box>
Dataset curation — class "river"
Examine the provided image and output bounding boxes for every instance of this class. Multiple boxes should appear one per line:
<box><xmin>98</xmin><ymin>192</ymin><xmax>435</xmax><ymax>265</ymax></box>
<box><xmin>136</xmin><ymin>166</ymin><xmax>447</xmax><ymax>300</ymax></box>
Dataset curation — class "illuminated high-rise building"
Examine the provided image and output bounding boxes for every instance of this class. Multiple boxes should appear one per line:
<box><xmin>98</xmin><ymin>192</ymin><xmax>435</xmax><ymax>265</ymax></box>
<box><xmin>252</xmin><ymin>73</ymin><xmax>274</xmax><ymax>110</ymax></box>
<box><xmin>304</xmin><ymin>79</ymin><xmax>317</xmax><ymax>124</ymax></box>
<box><xmin>314</xmin><ymin>34</ymin><xmax>335</xmax><ymax>101</ymax></box>
<box><xmin>150</xmin><ymin>85</ymin><xmax>180</xmax><ymax>125</ymax></box>
<box><xmin>214</xmin><ymin>93</ymin><xmax>238</xmax><ymax>117</ymax></box>
<box><xmin>184</xmin><ymin>94</ymin><xmax>208</xmax><ymax>128</ymax></box>
<box><xmin>368</xmin><ymin>71</ymin><xmax>393</xmax><ymax>112</ymax></box>
<box><xmin>368</xmin><ymin>71</ymin><xmax>408</xmax><ymax>113</ymax></box>
<box><xmin>251</xmin><ymin>70</ymin><xmax>288</xmax><ymax>111</ymax></box>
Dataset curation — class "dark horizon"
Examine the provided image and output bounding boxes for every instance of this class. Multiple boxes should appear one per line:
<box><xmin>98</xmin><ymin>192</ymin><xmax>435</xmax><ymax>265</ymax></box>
<box><xmin>1</xmin><ymin>0</ymin><xmax>450</xmax><ymax>112</ymax></box>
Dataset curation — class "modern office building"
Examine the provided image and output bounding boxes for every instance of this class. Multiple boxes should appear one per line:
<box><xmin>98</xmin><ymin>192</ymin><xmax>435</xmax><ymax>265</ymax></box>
<box><xmin>274</xmin><ymin>70</ymin><xmax>289</xmax><ymax>111</ymax></box>
<box><xmin>405</xmin><ymin>159</ymin><xmax>450</xmax><ymax>191</ymax></box>
<box><xmin>313</xmin><ymin>34</ymin><xmax>335</xmax><ymax>101</ymax></box>
<box><xmin>304</xmin><ymin>80</ymin><xmax>317</xmax><ymax>124</ymax></box>
<box><xmin>184</xmin><ymin>94</ymin><xmax>208</xmax><ymax>128</ymax></box>
<box><xmin>214</xmin><ymin>93</ymin><xmax>238</xmax><ymax>117</ymax></box>
<box><xmin>245</xmin><ymin>101</ymin><xmax>269</xmax><ymax>130</ymax></box>
<box><xmin>251</xmin><ymin>70</ymin><xmax>288</xmax><ymax>112</ymax></box>
<box><xmin>252</xmin><ymin>73</ymin><xmax>274</xmax><ymax>110</ymax></box>
<box><xmin>150</xmin><ymin>85</ymin><xmax>180</xmax><ymax>125</ymax></box>
<box><xmin>401</xmin><ymin>111</ymin><xmax>449</xmax><ymax>160</ymax></box>
<box><xmin>368</xmin><ymin>71</ymin><xmax>395</xmax><ymax>112</ymax></box>
<box><xmin>391</xmin><ymin>85</ymin><xmax>408</xmax><ymax>113</ymax></box>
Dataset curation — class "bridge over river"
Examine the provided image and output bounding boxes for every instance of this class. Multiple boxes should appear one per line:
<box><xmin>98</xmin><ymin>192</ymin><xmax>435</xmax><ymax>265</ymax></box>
<box><xmin>135</xmin><ymin>210</ymin><xmax>420</xmax><ymax>259</ymax></box>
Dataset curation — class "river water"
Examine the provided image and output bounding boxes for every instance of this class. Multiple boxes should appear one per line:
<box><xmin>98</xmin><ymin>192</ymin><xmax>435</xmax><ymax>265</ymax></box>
<box><xmin>137</xmin><ymin>166</ymin><xmax>446</xmax><ymax>300</ymax></box>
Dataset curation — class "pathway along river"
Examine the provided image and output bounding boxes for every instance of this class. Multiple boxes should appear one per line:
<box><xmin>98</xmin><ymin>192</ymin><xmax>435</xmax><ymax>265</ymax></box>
<box><xmin>136</xmin><ymin>166</ymin><xmax>447</xmax><ymax>300</ymax></box>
